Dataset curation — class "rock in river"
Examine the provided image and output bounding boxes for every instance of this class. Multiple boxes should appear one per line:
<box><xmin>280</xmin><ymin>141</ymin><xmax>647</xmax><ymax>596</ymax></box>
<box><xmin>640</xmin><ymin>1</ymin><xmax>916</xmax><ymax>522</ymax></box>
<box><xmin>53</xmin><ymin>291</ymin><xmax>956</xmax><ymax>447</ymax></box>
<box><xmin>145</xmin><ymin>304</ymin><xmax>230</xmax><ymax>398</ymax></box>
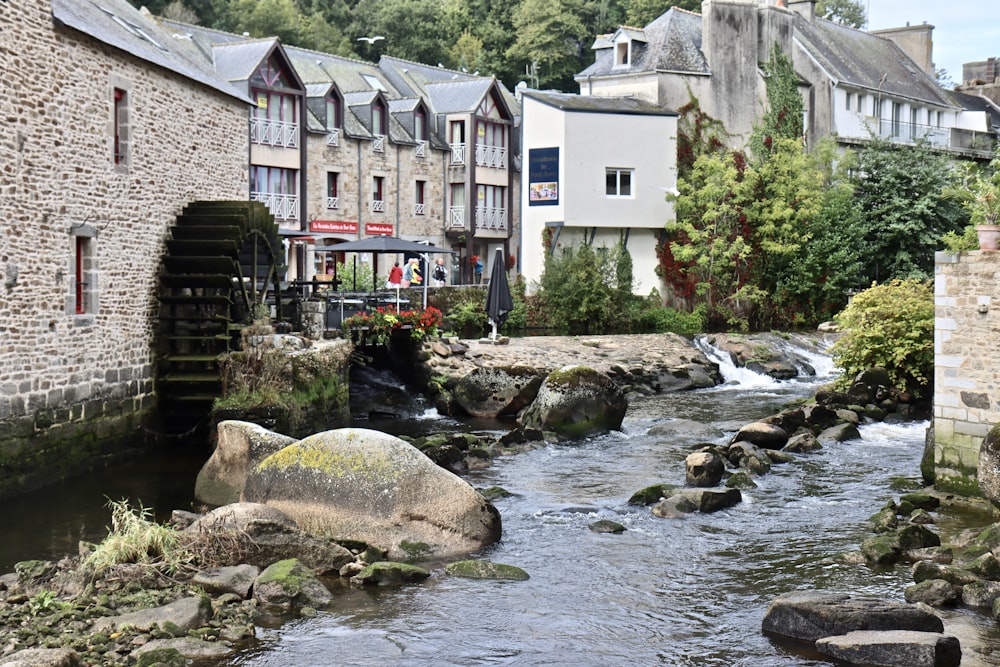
<box><xmin>241</xmin><ymin>428</ymin><xmax>502</xmax><ymax>559</ymax></box>
<box><xmin>519</xmin><ymin>365</ymin><xmax>627</xmax><ymax>437</ymax></box>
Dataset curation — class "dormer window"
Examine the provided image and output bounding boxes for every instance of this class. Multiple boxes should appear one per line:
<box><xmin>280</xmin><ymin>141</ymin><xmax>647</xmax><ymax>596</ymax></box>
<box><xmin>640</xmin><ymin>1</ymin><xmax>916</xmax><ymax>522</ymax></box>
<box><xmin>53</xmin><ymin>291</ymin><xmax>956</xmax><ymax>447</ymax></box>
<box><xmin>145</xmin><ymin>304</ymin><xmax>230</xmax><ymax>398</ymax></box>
<box><xmin>325</xmin><ymin>96</ymin><xmax>340</xmax><ymax>131</ymax></box>
<box><xmin>616</xmin><ymin>41</ymin><xmax>629</xmax><ymax>66</ymax></box>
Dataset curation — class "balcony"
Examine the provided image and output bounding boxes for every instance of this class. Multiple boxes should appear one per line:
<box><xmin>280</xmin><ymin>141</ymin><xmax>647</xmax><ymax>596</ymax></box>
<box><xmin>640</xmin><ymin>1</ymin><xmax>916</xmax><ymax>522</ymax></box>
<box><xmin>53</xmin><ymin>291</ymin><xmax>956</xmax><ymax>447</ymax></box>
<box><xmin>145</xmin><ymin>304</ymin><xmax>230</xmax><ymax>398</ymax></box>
<box><xmin>326</xmin><ymin>128</ymin><xmax>340</xmax><ymax>147</ymax></box>
<box><xmin>250</xmin><ymin>117</ymin><xmax>299</xmax><ymax>149</ymax></box>
<box><xmin>448</xmin><ymin>206</ymin><xmax>466</xmax><ymax>228</ymax></box>
<box><xmin>326</xmin><ymin>196</ymin><xmax>339</xmax><ymax>210</ymax></box>
<box><xmin>252</xmin><ymin>191</ymin><xmax>299</xmax><ymax>222</ymax></box>
<box><xmin>475</xmin><ymin>144</ymin><xmax>508</xmax><ymax>169</ymax></box>
<box><xmin>373</xmin><ymin>134</ymin><xmax>385</xmax><ymax>153</ymax></box>
<box><xmin>869</xmin><ymin>118</ymin><xmax>995</xmax><ymax>156</ymax></box>
<box><xmin>415</xmin><ymin>140</ymin><xmax>426</xmax><ymax>158</ymax></box>
<box><xmin>414</xmin><ymin>202</ymin><xmax>426</xmax><ymax>215</ymax></box>
<box><xmin>450</xmin><ymin>143</ymin><xmax>465</xmax><ymax>165</ymax></box>
<box><xmin>372</xmin><ymin>199</ymin><xmax>385</xmax><ymax>213</ymax></box>
<box><xmin>476</xmin><ymin>206</ymin><xmax>507</xmax><ymax>232</ymax></box>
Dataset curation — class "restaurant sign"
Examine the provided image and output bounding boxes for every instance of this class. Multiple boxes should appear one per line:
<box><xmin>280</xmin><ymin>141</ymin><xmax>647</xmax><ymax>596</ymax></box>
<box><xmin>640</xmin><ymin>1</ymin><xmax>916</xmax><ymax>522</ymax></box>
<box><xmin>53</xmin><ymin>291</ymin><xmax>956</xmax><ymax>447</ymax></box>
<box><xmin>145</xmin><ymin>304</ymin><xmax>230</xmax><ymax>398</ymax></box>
<box><xmin>310</xmin><ymin>220</ymin><xmax>358</xmax><ymax>234</ymax></box>
<box><xmin>365</xmin><ymin>223</ymin><xmax>394</xmax><ymax>235</ymax></box>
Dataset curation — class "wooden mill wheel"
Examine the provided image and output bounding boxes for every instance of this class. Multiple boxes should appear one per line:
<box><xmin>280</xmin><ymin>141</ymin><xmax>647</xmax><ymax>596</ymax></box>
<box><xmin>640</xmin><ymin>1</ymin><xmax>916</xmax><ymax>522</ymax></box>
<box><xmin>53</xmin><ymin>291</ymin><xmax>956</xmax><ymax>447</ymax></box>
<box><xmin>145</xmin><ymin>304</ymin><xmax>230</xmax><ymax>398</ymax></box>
<box><xmin>155</xmin><ymin>200</ymin><xmax>286</xmax><ymax>431</ymax></box>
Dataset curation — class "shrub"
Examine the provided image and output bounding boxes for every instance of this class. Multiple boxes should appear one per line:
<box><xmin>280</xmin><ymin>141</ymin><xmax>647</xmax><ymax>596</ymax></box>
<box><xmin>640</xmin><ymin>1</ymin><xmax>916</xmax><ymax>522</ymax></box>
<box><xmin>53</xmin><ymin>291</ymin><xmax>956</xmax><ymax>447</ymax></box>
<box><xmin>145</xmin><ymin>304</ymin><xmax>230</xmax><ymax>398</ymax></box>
<box><xmin>831</xmin><ymin>279</ymin><xmax>934</xmax><ymax>396</ymax></box>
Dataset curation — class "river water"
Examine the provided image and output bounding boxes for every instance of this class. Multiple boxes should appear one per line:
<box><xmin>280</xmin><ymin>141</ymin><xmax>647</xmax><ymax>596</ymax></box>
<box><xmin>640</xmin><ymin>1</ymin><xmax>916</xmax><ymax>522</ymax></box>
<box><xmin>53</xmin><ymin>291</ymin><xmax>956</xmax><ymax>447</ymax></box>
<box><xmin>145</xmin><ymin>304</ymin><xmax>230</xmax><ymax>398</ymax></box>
<box><xmin>4</xmin><ymin>338</ymin><xmax>1000</xmax><ymax>665</ymax></box>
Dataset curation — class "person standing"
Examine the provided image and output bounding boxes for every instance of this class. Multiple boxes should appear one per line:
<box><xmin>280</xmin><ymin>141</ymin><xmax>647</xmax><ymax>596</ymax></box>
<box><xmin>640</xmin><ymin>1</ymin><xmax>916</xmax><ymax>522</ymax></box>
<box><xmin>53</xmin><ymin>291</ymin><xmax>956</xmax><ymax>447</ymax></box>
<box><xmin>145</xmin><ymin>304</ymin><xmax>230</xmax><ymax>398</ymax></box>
<box><xmin>401</xmin><ymin>259</ymin><xmax>413</xmax><ymax>287</ymax></box>
<box><xmin>432</xmin><ymin>257</ymin><xmax>447</xmax><ymax>286</ymax></box>
<box><xmin>388</xmin><ymin>261</ymin><xmax>403</xmax><ymax>288</ymax></box>
<box><xmin>410</xmin><ymin>257</ymin><xmax>423</xmax><ymax>286</ymax></box>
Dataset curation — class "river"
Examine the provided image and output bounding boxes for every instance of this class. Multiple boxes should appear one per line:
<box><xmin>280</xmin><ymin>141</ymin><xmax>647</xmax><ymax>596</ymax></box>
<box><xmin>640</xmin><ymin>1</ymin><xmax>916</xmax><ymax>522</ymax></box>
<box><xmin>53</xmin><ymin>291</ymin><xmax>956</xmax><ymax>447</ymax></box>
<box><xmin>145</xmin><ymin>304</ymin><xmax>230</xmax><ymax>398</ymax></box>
<box><xmin>4</xmin><ymin>338</ymin><xmax>1000</xmax><ymax>665</ymax></box>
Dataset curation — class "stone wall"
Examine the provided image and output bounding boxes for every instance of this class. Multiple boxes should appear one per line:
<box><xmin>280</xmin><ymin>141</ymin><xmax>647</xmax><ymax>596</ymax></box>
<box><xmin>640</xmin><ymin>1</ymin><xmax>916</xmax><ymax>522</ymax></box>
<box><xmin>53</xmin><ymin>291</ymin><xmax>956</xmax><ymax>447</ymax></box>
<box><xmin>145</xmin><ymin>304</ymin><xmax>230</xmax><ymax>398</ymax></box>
<box><xmin>0</xmin><ymin>1</ymin><xmax>249</xmax><ymax>498</ymax></box>
<box><xmin>933</xmin><ymin>250</ymin><xmax>1000</xmax><ymax>495</ymax></box>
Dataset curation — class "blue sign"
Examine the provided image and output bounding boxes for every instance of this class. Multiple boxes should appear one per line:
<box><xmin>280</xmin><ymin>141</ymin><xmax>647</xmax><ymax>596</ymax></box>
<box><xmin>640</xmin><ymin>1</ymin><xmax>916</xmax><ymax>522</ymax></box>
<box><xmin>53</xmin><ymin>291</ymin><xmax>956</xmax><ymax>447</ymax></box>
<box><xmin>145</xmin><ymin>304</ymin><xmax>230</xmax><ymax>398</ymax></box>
<box><xmin>528</xmin><ymin>147</ymin><xmax>559</xmax><ymax>206</ymax></box>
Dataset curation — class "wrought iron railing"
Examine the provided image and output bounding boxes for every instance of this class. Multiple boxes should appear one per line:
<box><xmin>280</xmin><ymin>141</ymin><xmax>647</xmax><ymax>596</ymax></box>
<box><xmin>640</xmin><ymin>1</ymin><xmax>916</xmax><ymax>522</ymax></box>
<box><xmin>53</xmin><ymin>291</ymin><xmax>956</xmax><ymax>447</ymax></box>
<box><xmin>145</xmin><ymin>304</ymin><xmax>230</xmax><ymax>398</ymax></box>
<box><xmin>326</xmin><ymin>196</ymin><xmax>339</xmax><ymax>210</ymax></box>
<box><xmin>414</xmin><ymin>202</ymin><xmax>426</xmax><ymax>215</ymax></box>
<box><xmin>372</xmin><ymin>199</ymin><xmax>385</xmax><ymax>212</ymax></box>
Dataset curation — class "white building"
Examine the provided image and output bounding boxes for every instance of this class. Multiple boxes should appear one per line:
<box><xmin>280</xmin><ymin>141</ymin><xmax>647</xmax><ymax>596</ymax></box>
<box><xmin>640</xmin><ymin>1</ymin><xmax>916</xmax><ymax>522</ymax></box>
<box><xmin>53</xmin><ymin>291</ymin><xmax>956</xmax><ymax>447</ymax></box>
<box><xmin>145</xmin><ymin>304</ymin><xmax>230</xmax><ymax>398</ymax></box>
<box><xmin>519</xmin><ymin>91</ymin><xmax>677</xmax><ymax>295</ymax></box>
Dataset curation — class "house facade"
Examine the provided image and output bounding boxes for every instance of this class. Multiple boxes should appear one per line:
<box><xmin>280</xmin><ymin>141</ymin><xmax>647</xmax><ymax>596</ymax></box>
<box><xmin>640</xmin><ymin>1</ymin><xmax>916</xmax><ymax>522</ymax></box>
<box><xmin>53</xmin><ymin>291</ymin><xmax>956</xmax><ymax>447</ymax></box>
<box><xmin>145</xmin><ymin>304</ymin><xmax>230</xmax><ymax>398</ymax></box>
<box><xmin>519</xmin><ymin>91</ymin><xmax>677</xmax><ymax>295</ymax></box>
<box><xmin>0</xmin><ymin>0</ymin><xmax>250</xmax><ymax>497</ymax></box>
<box><xmin>576</xmin><ymin>0</ymin><xmax>997</xmax><ymax>159</ymax></box>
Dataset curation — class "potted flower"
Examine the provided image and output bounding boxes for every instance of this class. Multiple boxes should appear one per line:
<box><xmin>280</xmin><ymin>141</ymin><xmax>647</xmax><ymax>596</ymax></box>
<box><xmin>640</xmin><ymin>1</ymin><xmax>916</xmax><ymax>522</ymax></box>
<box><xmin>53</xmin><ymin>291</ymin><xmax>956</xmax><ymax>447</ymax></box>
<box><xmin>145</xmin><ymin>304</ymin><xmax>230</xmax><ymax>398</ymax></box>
<box><xmin>970</xmin><ymin>152</ymin><xmax>1000</xmax><ymax>250</ymax></box>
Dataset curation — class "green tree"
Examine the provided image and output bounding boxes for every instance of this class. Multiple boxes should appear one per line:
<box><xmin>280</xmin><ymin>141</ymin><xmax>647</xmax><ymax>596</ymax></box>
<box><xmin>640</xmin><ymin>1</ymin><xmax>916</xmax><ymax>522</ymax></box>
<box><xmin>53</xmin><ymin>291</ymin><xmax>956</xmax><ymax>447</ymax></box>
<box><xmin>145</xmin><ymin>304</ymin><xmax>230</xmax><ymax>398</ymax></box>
<box><xmin>227</xmin><ymin>0</ymin><xmax>301</xmax><ymax>44</ymax></box>
<box><xmin>507</xmin><ymin>0</ymin><xmax>588</xmax><ymax>90</ymax></box>
<box><xmin>300</xmin><ymin>13</ymin><xmax>355</xmax><ymax>56</ymax></box>
<box><xmin>538</xmin><ymin>242</ymin><xmax>619</xmax><ymax>334</ymax></box>
<box><xmin>625</xmin><ymin>0</ymin><xmax>701</xmax><ymax>27</ymax></box>
<box><xmin>853</xmin><ymin>137</ymin><xmax>965</xmax><ymax>285</ymax></box>
<box><xmin>351</xmin><ymin>0</ymin><xmax>449</xmax><ymax>66</ymax></box>
<box><xmin>816</xmin><ymin>0</ymin><xmax>866</xmax><ymax>28</ymax></box>
<box><xmin>831</xmin><ymin>279</ymin><xmax>934</xmax><ymax>397</ymax></box>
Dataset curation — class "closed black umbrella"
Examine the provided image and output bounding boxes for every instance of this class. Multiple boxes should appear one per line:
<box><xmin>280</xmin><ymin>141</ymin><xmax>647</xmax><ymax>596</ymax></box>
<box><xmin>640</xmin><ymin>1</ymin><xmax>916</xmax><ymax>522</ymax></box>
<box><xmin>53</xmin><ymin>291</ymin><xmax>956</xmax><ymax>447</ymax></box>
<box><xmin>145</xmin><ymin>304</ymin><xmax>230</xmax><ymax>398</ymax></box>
<box><xmin>485</xmin><ymin>248</ymin><xmax>513</xmax><ymax>340</ymax></box>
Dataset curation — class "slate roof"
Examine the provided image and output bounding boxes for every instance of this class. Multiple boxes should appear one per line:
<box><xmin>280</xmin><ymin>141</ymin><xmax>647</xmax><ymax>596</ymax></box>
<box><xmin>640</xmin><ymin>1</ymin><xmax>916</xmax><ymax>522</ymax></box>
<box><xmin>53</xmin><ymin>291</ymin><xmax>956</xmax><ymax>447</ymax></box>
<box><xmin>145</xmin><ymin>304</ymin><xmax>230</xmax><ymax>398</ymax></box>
<box><xmin>578</xmin><ymin>8</ymin><xmax>708</xmax><ymax>79</ymax></box>
<box><xmin>793</xmin><ymin>16</ymin><xmax>954</xmax><ymax>107</ymax></box>
<box><xmin>212</xmin><ymin>39</ymin><xmax>279</xmax><ymax>82</ymax></box>
<box><xmin>523</xmin><ymin>90</ymin><xmax>677</xmax><ymax>116</ymax></box>
<box><xmin>950</xmin><ymin>90</ymin><xmax>1000</xmax><ymax>130</ymax></box>
<box><xmin>51</xmin><ymin>0</ymin><xmax>249</xmax><ymax>102</ymax></box>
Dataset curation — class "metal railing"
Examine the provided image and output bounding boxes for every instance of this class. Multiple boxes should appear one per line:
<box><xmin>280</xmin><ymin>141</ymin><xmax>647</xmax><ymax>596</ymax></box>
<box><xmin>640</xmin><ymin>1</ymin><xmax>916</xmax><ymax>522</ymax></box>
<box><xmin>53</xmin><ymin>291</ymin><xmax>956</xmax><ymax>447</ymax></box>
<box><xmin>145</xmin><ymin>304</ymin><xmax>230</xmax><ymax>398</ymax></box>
<box><xmin>450</xmin><ymin>143</ymin><xmax>465</xmax><ymax>165</ymax></box>
<box><xmin>414</xmin><ymin>202</ymin><xmax>426</xmax><ymax>215</ymax></box>
<box><xmin>475</xmin><ymin>206</ymin><xmax>507</xmax><ymax>231</ymax></box>
<box><xmin>870</xmin><ymin>117</ymin><xmax>995</xmax><ymax>155</ymax></box>
<box><xmin>373</xmin><ymin>134</ymin><xmax>385</xmax><ymax>153</ymax></box>
<box><xmin>252</xmin><ymin>191</ymin><xmax>299</xmax><ymax>221</ymax></box>
<box><xmin>475</xmin><ymin>144</ymin><xmax>507</xmax><ymax>169</ymax></box>
<box><xmin>250</xmin><ymin>117</ymin><xmax>299</xmax><ymax>148</ymax></box>
<box><xmin>415</xmin><ymin>140</ymin><xmax>426</xmax><ymax>158</ymax></box>
<box><xmin>449</xmin><ymin>206</ymin><xmax>465</xmax><ymax>228</ymax></box>
<box><xmin>326</xmin><ymin>196</ymin><xmax>339</xmax><ymax>210</ymax></box>
<box><xmin>372</xmin><ymin>199</ymin><xmax>385</xmax><ymax>212</ymax></box>
<box><xmin>326</xmin><ymin>128</ymin><xmax>339</xmax><ymax>147</ymax></box>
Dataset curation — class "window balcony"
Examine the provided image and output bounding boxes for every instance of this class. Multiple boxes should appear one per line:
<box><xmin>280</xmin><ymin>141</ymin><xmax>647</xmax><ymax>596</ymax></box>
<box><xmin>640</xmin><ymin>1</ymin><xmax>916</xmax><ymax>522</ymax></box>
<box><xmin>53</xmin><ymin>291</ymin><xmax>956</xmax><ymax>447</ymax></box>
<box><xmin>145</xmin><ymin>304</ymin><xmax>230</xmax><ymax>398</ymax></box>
<box><xmin>250</xmin><ymin>118</ymin><xmax>299</xmax><ymax>149</ymax></box>
<box><xmin>475</xmin><ymin>206</ymin><xmax>507</xmax><ymax>232</ymax></box>
<box><xmin>252</xmin><ymin>191</ymin><xmax>299</xmax><ymax>222</ymax></box>
<box><xmin>448</xmin><ymin>206</ymin><xmax>466</xmax><ymax>228</ymax></box>
<box><xmin>415</xmin><ymin>140</ymin><xmax>426</xmax><ymax>158</ymax></box>
<box><xmin>414</xmin><ymin>202</ymin><xmax>426</xmax><ymax>215</ymax></box>
<box><xmin>475</xmin><ymin>144</ymin><xmax>507</xmax><ymax>169</ymax></box>
<box><xmin>450</xmin><ymin>143</ymin><xmax>465</xmax><ymax>165</ymax></box>
<box><xmin>372</xmin><ymin>199</ymin><xmax>385</xmax><ymax>212</ymax></box>
<box><xmin>373</xmin><ymin>134</ymin><xmax>385</xmax><ymax>153</ymax></box>
<box><xmin>326</xmin><ymin>128</ymin><xmax>340</xmax><ymax>147</ymax></box>
<box><xmin>867</xmin><ymin>117</ymin><xmax>994</xmax><ymax>156</ymax></box>
<box><xmin>326</xmin><ymin>196</ymin><xmax>339</xmax><ymax>210</ymax></box>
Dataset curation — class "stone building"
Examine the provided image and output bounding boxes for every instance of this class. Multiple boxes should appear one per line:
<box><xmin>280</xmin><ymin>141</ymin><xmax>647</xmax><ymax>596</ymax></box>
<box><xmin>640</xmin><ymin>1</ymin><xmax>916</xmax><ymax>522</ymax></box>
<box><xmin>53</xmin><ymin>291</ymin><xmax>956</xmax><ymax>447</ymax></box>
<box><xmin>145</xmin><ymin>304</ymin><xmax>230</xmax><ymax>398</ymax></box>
<box><xmin>0</xmin><ymin>0</ymin><xmax>251</xmax><ymax>497</ymax></box>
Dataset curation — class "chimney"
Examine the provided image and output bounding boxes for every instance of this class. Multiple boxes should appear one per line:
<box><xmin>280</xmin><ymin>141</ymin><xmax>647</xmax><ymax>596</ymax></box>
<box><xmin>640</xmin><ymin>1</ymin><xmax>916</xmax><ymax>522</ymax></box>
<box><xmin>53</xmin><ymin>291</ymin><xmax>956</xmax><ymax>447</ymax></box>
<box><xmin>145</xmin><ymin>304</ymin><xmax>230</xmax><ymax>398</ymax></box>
<box><xmin>786</xmin><ymin>0</ymin><xmax>816</xmax><ymax>22</ymax></box>
<box><xmin>870</xmin><ymin>22</ymin><xmax>935</xmax><ymax>76</ymax></box>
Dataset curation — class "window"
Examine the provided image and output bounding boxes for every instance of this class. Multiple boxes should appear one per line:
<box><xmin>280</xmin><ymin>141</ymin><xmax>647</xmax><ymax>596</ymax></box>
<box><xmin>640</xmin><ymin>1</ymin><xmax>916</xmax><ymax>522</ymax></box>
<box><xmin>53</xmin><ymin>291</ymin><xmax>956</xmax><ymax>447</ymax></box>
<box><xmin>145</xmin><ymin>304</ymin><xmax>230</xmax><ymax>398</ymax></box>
<box><xmin>325</xmin><ymin>96</ymin><xmax>340</xmax><ymax>130</ymax></box>
<box><xmin>362</xmin><ymin>74</ymin><xmax>387</xmax><ymax>92</ymax></box>
<box><xmin>251</xmin><ymin>166</ymin><xmax>299</xmax><ymax>221</ymax></box>
<box><xmin>69</xmin><ymin>226</ymin><xmax>96</xmax><ymax>319</ymax></box>
<box><xmin>326</xmin><ymin>172</ymin><xmax>339</xmax><ymax>210</ymax></box>
<box><xmin>891</xmin><ymin>102</ymin><xmax>902</xmax><ymax>137</ymax></box>
<box><xmin>373</xmin><ymin>176</ymin><xmax>385</xmax><ymax>212</ymax></box>
<box><xmin>113</xmin><ymin>87</ymin><xmax>128</xmax><ymax>166</ymax></box>
<box><xmin>475</xmin><ymin>185</ymin><xmax>507</xmax><ymax>231</ymax></box>
<box><xmin>415</xmin><ymin>181</ymin><xmax>426</xmax><ymax>215</ymax></box>
<box><xmin>857</xmin><ymin>94</ymin><xmax>865</xmax><ymax>113</ymax></box>
<box><xmin>251</xmin><ymin>89</ymin><xmax>298</xmax><ymax>148</ymax></box>
<box><xmin>845</xmin><ymin>92</ymin><xmax>852</xmax><ymax>111</ymax></box>
<box><xmin>415</xmin><ymin>109</ymin><xmax>427</xmax><ymax>157</ymax></box>
<box><xmin>450</xmin><ymin>120</ymin><xmax>466</xmax><ymax>164</ymax></box>
<box><xmin>606</xmin><ymin>168</ymin><xmax>633</xmax><ymax>197</ymax></box>
<box><xmin>615</xmin><ymin>41</ymin><xmax>629</xmax><ymax>66</ymax></box>
<box><xmin>372</xmin><ymin>102</ymin><xmax>386</xmax><ymax>152</ymax></box>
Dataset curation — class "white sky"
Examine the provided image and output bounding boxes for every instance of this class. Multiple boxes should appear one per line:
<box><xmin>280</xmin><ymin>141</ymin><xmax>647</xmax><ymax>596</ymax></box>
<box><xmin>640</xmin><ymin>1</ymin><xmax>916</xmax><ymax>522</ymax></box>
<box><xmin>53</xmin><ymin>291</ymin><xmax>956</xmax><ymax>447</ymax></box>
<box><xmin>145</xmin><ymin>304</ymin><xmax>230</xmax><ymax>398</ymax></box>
<box><xmin>865</xmin><ymin>0</ymin><xmax>1000</xmax><ymax>83</ymax></box>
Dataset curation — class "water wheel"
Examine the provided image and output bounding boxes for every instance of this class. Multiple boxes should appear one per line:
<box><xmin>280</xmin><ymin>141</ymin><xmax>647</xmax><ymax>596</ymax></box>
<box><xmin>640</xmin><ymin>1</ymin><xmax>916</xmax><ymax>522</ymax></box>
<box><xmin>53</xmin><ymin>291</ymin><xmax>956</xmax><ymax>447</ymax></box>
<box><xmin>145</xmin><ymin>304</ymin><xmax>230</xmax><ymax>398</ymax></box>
<box><xmin>155</xmin><ymin>200</ymin><xmax>286</xmax><ymax>431</ymax></box>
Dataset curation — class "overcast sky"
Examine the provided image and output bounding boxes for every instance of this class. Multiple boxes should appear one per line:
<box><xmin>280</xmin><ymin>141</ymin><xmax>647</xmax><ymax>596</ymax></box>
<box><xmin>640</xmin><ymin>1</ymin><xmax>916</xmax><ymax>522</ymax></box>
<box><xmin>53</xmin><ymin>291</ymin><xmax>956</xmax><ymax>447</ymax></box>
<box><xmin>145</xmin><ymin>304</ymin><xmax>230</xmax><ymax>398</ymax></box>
<box><xmin>865</xmin><ymin>0</ymin><xmax>1000</xmax><ymax>83</ymax></box>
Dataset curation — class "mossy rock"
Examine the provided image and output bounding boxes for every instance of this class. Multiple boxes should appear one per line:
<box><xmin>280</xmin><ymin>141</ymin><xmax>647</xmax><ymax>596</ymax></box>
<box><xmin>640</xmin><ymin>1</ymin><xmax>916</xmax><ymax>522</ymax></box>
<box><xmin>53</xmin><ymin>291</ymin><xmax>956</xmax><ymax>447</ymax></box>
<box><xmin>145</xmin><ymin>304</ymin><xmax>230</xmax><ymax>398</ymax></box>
<box><xmin>445</xmin><ymin>560</ymin><xmax>529</xmax><ymax>581</ymax></box>
<box><xmin>900</xmin><ymin>492</ymin><xmax>940</xmax><ymax>511</ymax></box>
<box><xmin>136</xmin><ymin>648</ymin><xmax>187</xmax><ymax>667</ymax></box>
<box><xmin>14</xmin><ymin>560</ymin><xmax>55</xmax><ymax>582</ymax></box>
<box><xmin>860</xmin><ymin>533</ymin><xmax>900</xmax><ymax>566</ymax></box>
<box><xmin>588</xmin><ymin>519</ymin><xmax>626</xmax><ymax>534</ymax></box>
<box><xmin>628</xmin><ymin>483</ymin><xmax>675</xmax><ymax>506</ymax></box>
<box><xmin>480</xmin><ymin>486</ymin><xmax>513</xmax><ymax>501</ymax></box>
<box><xmin>725</xmin><ymin>470</ymin><xmax>757</xmax><ymax>490</ymax></box>
<box><xmin>869</xmin><ymin>505</ymin><xmax>899</xmax><ymax>533</ymax></box>
<box><xmin>351</xmin><ymin>561</ymin><xmax>431</xmax><ymax>585</ymax></box>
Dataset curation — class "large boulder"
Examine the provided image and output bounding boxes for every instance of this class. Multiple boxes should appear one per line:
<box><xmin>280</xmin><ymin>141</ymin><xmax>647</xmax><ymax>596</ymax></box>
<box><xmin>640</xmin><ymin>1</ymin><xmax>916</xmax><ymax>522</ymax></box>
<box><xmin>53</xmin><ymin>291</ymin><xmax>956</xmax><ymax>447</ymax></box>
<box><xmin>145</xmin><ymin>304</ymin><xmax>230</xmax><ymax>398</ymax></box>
<box><xmin>978</xmin><ymin>424</ymin><xmax>1000</xmax><ymax>508</ymax></box>
<box><xmin>519</xmin><ymin>366</ymin><xmax>627</xmax><ymax>437</ymax></box>
<box><xmin>730</xmin><ymin>422</ymin><xmax>788</xmax><ymax>450</ymax></box>
<box><xmin>453</xmin><ymin>366</ymin><xmax>544</xmax><ymax>418</ymax></box>
<box><xmin>184</xmin><ymin>502</ymin><xmax>354</xmax><ymax>575</ymax></box>
<box><xmin>195</xmin><ymin>421</ymin><xmax>297</xmax><ymax>506</ymax></box>
<box><xmin>241</xmin><ymin>428</ymin><xmax>501</xmax><ymax>559</ymax></box>
<box><xmin>685</xmin><ymin>450</ymin><xmax>725</xmax><ymax>487</ymax></box>
<box><xmin>761</xmin><ymin>591</ymin><xmax>944</xmax><ymax>642</ymax></box>
<box><xmin>815</xmin><ymin>630</ymin><xmax>961</xmax><ymax>667</ymax></box>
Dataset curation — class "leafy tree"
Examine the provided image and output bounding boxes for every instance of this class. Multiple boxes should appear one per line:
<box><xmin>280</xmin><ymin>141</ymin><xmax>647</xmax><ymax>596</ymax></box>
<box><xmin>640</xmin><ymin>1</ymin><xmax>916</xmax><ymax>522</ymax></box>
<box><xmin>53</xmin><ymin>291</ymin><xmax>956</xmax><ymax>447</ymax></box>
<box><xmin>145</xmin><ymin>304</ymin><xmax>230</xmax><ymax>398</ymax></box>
<box><xmin>831</xmin><ymin>279</ymin><xmax>934</xmax><ymax>397</ymax></box>
<box><xmin>300</xmin><ymin>13</ymin><xmax>355</xmax><ymax>57</ymax></box>
<box><xmin>227</xmin><ymin>0</ymin><xmax>301</xmax><ymax>44</ymax></box>
<box><xmin>450</xmin><ymin>31</ymin><xmax>486</xmax><ymax>73</ymax></box>
<box><xmin>852</xmin><ymin>137</ymin><xmax>965</xmax><ymax>285</ymax></box>
<box><xmin>507</xmin><ymin>0</ymin><xmax>588</xmax><ymax>90</ymax></box>
<box><xmin>350</xmin><ymin>0</ymin><xmax>449</xmax><ymax>66</ymax></box>
<box><xmin>625</xmin><ymin>0</ymin><xmax>701</xmax><ymax>27</ymax></box>
<box><xmin>538</xmin><ymin>241</ymin><xmax>628</xmax><ymax>334</ymax></box>
<box><xmin>749</xmin><ymin>46</ymin><xmax>803</xmax><ymax>164</ymax></box>
<box><xmin>816</xmin><ymin>0</ymin><xmax>865</xmax><ymax>28</ymax></box>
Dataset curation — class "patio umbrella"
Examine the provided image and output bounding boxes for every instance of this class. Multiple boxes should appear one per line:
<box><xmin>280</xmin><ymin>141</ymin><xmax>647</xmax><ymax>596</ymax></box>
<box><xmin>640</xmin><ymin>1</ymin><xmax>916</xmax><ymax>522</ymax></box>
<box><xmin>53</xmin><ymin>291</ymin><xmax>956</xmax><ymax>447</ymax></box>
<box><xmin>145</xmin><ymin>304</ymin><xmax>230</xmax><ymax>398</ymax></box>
<box><xmin>485</xmin><ymin>248</ymin><xmax>513</xmax><ymax>340</ymax></box>
<box><xmin>329</xmin><ymin>237</ymin><xmax>455</xmax><ymax>305</ymax></box>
